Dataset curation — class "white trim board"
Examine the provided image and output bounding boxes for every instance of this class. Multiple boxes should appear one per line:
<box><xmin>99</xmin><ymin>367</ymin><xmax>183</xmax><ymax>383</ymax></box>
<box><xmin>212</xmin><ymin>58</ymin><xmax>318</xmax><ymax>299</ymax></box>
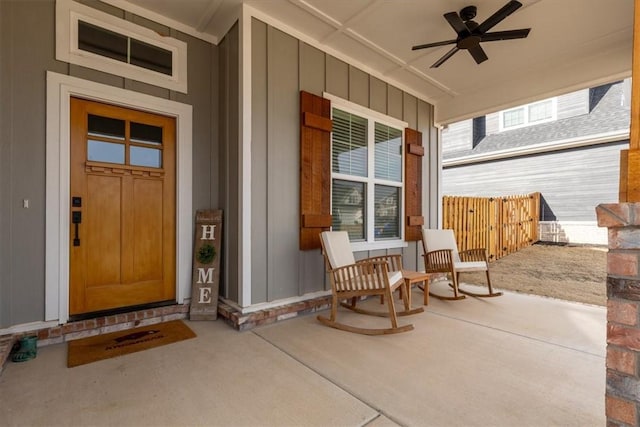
<box><xmin>443</xmin><ymin>130</ymin><xmax>630</xmax><ymax>167</ymax></box>
<box><xmin>239</xmin><ymin>4</ymin><xmax>252</xmax><ymax>308</ymax></box>
<box><xmin>45</xmin><ymin>71</ymin><xmax>193</xmax><ymax>324</ymax></box>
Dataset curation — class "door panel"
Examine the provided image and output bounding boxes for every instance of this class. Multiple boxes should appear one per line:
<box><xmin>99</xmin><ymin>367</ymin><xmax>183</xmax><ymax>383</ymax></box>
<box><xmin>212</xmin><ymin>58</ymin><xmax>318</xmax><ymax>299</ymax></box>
<box><xmin>70</xmin><ymin>97</ymin><xmax>176</xmax><ymax>315</ymax></box>
<box><xmin>86</xmin><ymin>174</ymin><xmax>122</xmax><ymax>287</ymax></box>
<box><xmin>132</xmin><ymin>178</ymin><xmax>163</xmax><ymax>282</ymax></box>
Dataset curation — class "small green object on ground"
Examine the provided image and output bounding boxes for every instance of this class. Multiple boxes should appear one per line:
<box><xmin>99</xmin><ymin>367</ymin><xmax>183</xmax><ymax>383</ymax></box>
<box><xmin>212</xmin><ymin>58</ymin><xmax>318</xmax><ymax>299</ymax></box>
<box><xmin>11</xmin><ymin>335</ymin><xmax>37</xmax><ymax>363</ymax></box>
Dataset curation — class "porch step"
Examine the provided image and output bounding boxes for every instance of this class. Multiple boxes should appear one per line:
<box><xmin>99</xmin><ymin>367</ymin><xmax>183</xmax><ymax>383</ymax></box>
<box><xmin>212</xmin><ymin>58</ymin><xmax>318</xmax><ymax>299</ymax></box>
<box><xmin>217</xmin><ymin>296</ymin><xmax>331</xmax><ymax>331</ymax></box>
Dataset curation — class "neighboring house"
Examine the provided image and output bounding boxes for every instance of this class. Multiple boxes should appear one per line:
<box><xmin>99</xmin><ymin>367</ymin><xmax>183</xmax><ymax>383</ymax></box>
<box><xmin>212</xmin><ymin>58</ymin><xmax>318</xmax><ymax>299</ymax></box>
<box><xmin>0</xmin><ymin>0</ymin><xmax>439</xmax><ymax>332</ymax></box>
<box><xmin>441</xmin><ymin>79</ymin><xmax>631</xmax><ymax>245</ymax></box>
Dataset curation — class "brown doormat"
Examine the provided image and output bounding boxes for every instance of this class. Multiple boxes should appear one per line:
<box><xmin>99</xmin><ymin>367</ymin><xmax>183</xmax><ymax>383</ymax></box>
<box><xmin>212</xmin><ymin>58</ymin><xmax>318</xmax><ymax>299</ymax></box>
<box><xmin>67</xmin><ymin>320</ymin><xmax>196</xmax><ymax>368</ymax></box>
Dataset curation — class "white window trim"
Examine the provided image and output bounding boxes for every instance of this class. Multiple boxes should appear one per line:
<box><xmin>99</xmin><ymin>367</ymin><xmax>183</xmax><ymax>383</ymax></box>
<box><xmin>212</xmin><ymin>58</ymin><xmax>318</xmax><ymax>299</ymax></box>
<box><xmin>45</xmin><ymin>71</ymin><xmax>193</xmax><ymax>324</ymax></box>
<box><xmin>56</xmin><ymin>0</ymin><xmax>188</xmax><ymax>93</ymax></box>
<box><xmin>324</xmin><ymin>93</ymin><xmax>408</xmax><ymax>252</ymax></box>
<box><xmin>499</xmin><ymin>98</ymin><xmax>557</xmax><ymax>131</ymax></box>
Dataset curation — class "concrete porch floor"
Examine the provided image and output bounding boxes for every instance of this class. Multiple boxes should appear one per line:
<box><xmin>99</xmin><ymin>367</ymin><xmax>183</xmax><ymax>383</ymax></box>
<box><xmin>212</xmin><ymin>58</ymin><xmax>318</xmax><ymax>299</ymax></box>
<box><xmin>0</xmin><ymin>280</ymin><xmax>606</xmax><ymax>426</ymax></box>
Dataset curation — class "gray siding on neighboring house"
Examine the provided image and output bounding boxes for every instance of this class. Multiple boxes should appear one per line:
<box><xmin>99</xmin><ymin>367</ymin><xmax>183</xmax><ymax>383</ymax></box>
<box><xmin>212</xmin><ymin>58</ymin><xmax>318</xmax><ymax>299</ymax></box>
<box><xmin>443</xmin><ymin>142</ymin><xmax>627</xmax><ymax>221</ymax></box>
<box><xmin>478</xmin><ymin>88</ymin><xmax>591</xmax><ymax>138</ymax></box>
<box><xmin>250</xmin><ymin>18</ymin><xmax>436</xmax><ymax>305</ymax></box>
<box><xmin>442</xmin><ymin>120</ymin><xmax>473</xmax><ymax>155</ymax></box>
<box><xmin>0</xmin><ymin>0</ymin><xmax>218</xmax><ymax>328</ymax></box>
<box><xmin>444</xmin><ymin>82</ymin><xmax>630</xmax><ymax>160</ymax></box>
<box><xmin>557</xmin><ymin>89</ymin><xmax>589</xmax><ymax>120</ymax></box>
<box><xmin>486</xmin><ymin>112</ymin><xmax>499</xmax><ymax>135</ymax></box>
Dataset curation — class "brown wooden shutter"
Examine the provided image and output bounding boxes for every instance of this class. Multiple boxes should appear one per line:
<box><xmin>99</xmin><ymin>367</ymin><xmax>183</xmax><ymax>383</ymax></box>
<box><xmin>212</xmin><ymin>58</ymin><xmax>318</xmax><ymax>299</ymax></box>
<box><xmin>300</xmin><ymin>91</ymin><xmax>333</xmax><ymax>250</ymax></box>
<box><xmin>405</xmin><ymin>127</ymin><xmax>424</xmax><ymax>241</ymax></box>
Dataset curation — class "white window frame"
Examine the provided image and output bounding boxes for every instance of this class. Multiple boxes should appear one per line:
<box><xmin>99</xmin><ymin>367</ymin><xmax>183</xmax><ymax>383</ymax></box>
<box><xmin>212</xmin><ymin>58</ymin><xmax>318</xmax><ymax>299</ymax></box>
<box><xmin>499</xmin><ymin>98</ymin><xmax>557</xmax><ymax>131</ymax></box>
<box><xmin>324</xmin><ymin>93</ymin><xmax>408</xmax><ymax>252</ymax></box>
<box><xmin>56</xmin><ymin>0</ymin><xmax>188</xmax><ymax>93</ymax></box>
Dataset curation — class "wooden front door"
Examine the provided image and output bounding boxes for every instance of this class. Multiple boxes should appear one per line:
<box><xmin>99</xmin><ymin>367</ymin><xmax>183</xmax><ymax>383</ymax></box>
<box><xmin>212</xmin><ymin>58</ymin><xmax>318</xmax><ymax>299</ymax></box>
<box><xmin>69</xmin><ymin>97</ymin><xmax>176</xmax><ymax>315</ymax></box>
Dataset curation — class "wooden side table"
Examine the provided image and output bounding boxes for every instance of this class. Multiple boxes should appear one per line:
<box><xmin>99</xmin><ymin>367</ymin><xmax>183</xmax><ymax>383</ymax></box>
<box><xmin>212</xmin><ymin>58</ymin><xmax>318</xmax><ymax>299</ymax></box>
<box><xmin>401</xmin><ymin>270</ymin><xmax>432</xmax><ymax>306</ymax></box>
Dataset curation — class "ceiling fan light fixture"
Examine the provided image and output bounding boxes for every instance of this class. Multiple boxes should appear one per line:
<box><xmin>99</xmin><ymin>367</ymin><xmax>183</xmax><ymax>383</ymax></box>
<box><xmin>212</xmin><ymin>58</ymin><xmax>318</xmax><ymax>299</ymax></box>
<box><xmin>412</xmin><ymin>0</ymin><xmax>531</xmax><ymax>68</ymax></box>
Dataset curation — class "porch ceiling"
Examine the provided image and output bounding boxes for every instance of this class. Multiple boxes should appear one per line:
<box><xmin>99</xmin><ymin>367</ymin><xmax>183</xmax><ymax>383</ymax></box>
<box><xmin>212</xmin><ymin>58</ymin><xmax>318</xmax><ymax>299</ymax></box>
<box><xmin>108</xmin><ymin>0</ymin><xmax>634</xmax><ymax>125</ymax></box>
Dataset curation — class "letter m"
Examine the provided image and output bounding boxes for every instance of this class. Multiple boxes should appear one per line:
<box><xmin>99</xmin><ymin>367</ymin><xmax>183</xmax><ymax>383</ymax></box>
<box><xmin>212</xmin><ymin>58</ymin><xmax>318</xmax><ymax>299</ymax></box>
<box><xmin>197</xmin><ymin>267</ymin><xmax>215</xmax><ymax>284</ymax></box>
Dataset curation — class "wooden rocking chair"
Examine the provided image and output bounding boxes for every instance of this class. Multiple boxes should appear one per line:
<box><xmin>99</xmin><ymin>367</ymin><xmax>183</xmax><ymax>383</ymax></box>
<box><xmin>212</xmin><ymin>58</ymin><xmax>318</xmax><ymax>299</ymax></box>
<box><xmin>421</xmin><ymin>228</ymin><xmax>503</xmax><ymax>300</ymax></box>
<box><xmin>318</xmin><ymin>231</ymin><xmax>421</xmax><ymax>335</ymax></box>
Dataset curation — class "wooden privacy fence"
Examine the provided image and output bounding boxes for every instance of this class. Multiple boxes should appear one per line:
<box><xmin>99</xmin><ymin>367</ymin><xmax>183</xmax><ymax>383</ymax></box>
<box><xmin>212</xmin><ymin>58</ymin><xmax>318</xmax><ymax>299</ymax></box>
<box><xmin>442</xmin><ymin>192</ymin><xmax>541</xmax><ymax>261</ymax></box>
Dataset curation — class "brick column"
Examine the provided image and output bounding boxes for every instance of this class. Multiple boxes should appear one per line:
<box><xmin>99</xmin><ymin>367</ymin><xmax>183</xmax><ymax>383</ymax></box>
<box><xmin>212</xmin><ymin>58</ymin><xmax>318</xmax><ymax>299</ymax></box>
<box><xmin>597</xmin><ymin>203</ymin><xmax>640</xmax><ymax>427</ymax></box>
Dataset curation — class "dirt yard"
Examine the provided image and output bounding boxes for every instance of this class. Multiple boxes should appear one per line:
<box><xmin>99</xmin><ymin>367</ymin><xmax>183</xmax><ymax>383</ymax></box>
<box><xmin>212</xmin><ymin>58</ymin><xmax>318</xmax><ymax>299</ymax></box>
<box><xmin>461</xmin><ymin>243</ymin><xmax>607</xmax><ymax>306</ymax></box>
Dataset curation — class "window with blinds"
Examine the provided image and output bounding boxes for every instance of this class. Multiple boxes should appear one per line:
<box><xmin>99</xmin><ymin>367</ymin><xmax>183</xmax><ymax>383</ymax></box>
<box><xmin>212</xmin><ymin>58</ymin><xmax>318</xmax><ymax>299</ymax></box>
<box><xmin>330</xmin><ymin>106</ymin><xmax>404</xmax><ymax>244</ymax></box>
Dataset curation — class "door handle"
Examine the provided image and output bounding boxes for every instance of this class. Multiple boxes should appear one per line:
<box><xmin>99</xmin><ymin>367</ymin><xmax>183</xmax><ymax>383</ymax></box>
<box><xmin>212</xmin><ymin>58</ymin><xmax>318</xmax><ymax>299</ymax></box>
<box><xmin>72</xmin><ymin>211</ymin><xmax>82</xmax><ymax>246</ymax></box>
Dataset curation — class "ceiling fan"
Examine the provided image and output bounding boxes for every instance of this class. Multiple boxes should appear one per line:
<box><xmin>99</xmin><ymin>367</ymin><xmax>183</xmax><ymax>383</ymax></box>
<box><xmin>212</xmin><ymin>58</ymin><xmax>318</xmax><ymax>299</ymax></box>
<box><xmin>412</xmin><ymin>0</ymin><xmax>531</xmax><ymax>68</ymax></box>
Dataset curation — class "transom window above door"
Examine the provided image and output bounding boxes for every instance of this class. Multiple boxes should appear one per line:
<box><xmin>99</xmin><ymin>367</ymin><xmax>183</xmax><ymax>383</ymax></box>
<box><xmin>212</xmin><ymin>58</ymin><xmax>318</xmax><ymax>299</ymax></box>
<box><xmin>86</xmin><ymin>114</ymin><xmax>163</xmax><ymax>169</ymax></box>
<box><xmin>56</xmin><ymin>0</ymin><xmax>187</xmax><ymax>93</ymax></box>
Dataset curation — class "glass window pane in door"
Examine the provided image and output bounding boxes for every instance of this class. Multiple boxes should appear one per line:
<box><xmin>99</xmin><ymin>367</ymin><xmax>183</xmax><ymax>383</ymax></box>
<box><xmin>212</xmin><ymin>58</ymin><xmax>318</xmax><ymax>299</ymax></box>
<box><xmin>130</xmin><ymin>146</ymin><xmax>162</xmax><ymax>168</ymax></box>
<box><xmin>88</xmin><ymin>114</ymin><xmax>125</xmax><ymax>140</ymax></box>
<box><xmin>87</xmin><ymin>140</ymin><xmax>125</xmax><ymax>164</ymax></box>
<box><xmin>130</xmin><ymin>122</ymin><xmax>163</xmax><ymax>145</ymax></box>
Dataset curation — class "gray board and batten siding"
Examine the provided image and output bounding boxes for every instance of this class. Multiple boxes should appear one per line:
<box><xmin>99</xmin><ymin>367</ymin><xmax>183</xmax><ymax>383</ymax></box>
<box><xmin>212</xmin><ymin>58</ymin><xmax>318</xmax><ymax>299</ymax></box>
<box><xmin>249</xmin><ymin>18</ymin><xmax>438</xmax><ymax>305</ymax></box>
<box><xmin>0</xmin><ymin>0</ymin><xmax>219</xmax><ymax>328</ymax></box>
<box><xmin>443</xmin><ymin>142</ymin><xmax>627</xmax><ymax>221</ymax></box>
<box><xmin>219</xmin><ymin>22</ymin><xmax>241</xmax><ymax>304</ymax></box>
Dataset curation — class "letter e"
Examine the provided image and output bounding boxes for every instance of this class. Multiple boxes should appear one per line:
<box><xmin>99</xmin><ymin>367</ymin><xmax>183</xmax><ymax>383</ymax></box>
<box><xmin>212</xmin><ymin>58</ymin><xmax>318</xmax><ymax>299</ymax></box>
<box><xmin>199</xmin><ymin>287</ymin><xmax>212</xmax><ymax>304</ymax></box>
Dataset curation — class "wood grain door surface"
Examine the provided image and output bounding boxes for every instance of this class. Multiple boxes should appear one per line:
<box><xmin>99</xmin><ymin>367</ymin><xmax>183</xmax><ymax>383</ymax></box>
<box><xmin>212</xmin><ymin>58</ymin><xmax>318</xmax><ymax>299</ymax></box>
<box><xmin>69</xmin><ymin>97</ymin><xmax>176</xmax><ymax>315</ymax></box>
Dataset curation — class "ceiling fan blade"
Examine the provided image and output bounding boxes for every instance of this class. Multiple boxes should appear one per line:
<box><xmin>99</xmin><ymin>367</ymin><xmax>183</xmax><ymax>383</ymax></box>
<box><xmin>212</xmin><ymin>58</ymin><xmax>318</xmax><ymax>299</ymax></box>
<box><xmin>481</xmin><ymin>28</ymin><xmax>531</xmax><ymax>42</ymax></box>
<box><xmin>468</xmin><ymin>44</ymin><xmax>489</xmax><ymax>65</ymax></box>
<box><xmin>412</xmin><ymin>39</ymin><xmax>457</xmax><ymax>50</ymax></box>
<box><xmin>431</xmin><ymin>47</ymin><xmax>460</xmax><ymax>68</ymax></box>
<box><xmin>476</xmin><ymin>0</ymin><xmax>523</xmax><ymax>34</ymax></box>
<box><xmin>444</xmin><ymin>12</ymin><xmax>468</xmax><ymax>35</ymax></box>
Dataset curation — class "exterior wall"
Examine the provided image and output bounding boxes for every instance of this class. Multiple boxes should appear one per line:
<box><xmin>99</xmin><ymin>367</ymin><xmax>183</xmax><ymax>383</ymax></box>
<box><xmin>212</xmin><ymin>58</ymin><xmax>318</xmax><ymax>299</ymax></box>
<box><xmin>249</xmin><ymin>18</ymin><xmax>437</xmax><ymax>305</ymax></box>
<box><xmin>443</xmin><ymin>142</ymin><xmax>628</xmax><ymax>239</ymax></box>
<box><xmin>0</xmin><ymin>0</ymin><xmax>217</xmax><ymax>328</ymax></box>
<box><xmin>557</xmin><ymin>88</ymin><xmax>589</xmax><ymax>120</ymax></box>
<box><xmin>484</xmin><ymin>87</ymin><xmax>590</xmax><ymax>136</ymax></box>
<box><xmin>441</xmin><ymin>120</ymin><xmax>473</xmax><ymax>155</ymax></box>
<box><xmin>218</xmin><ymin>23</ymin><xmax>240</xmax><ymax>303</ymax></box>
<box><xmin>486</xmin><ymin>112</ymin><xmax>499</xmax><ymax>135</ymax></box>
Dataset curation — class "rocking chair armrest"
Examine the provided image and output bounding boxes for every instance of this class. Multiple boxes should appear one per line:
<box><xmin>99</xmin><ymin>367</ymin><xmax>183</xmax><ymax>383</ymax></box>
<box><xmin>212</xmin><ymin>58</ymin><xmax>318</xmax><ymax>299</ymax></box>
<box><xmin>422</xmin><ymin>249</ymin><xmax>454</xmax><ymax>273</ymax></box>
<box><xmin>358</xmin><ymin>254</ymin><xmax>403</xmax><ymax>272</ymax></box>
<box><xmin>459</xmin><ymin>248</ymin><xmax>488</xmax><ymax>262</ymax></box>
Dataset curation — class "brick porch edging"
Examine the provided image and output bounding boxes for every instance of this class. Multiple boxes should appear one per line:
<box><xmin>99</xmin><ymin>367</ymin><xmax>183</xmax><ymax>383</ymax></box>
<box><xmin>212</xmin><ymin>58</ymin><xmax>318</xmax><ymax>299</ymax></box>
<box><xmin>0</xmin><ymin>304</ymin><xmax>190</xmax><ymax>375</ymax></box>
<box><xmin>217</xmin><ymin>296</ymin><xmax>332</xmax><ymax>331</ymax></box>
<box><xmin>0</xmin><ymin>295</ymin><xmax>334</xmax><ymax>374</ymax></box>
